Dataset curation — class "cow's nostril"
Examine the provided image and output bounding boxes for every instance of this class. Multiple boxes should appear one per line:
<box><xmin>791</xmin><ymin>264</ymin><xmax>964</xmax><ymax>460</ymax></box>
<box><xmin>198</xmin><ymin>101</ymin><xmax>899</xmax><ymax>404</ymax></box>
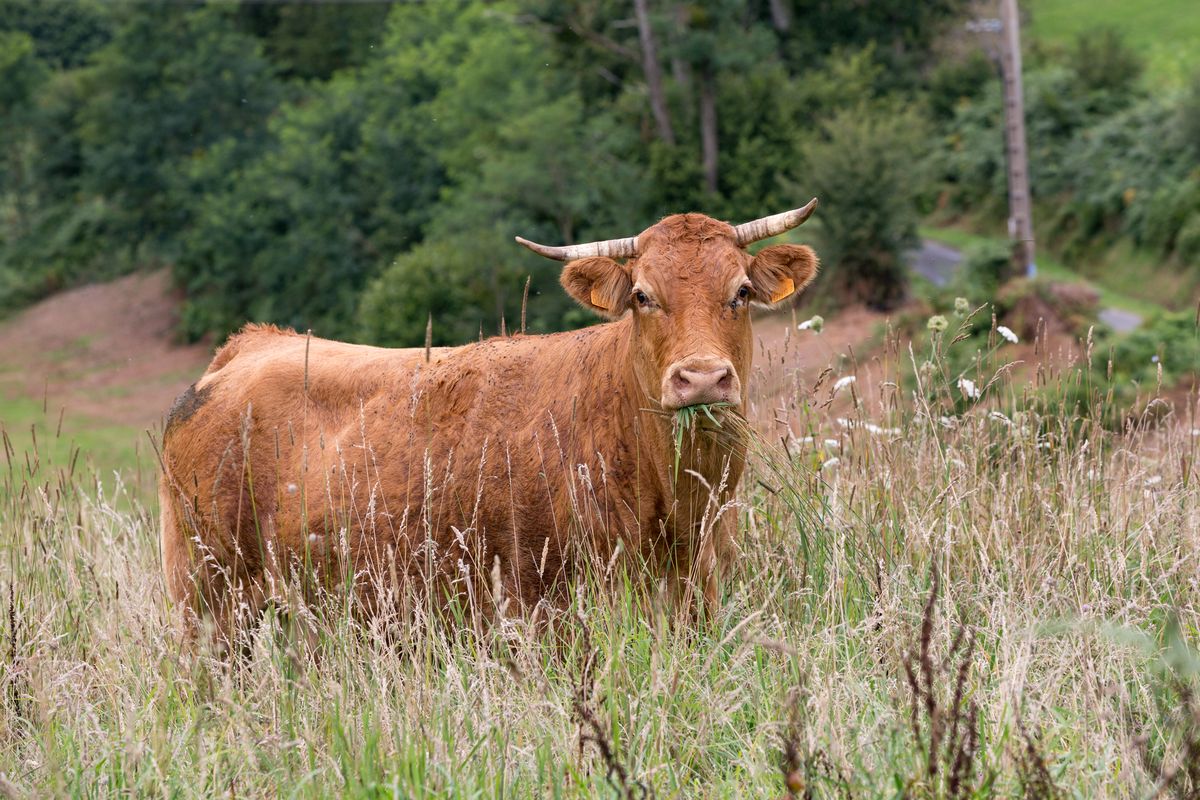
<box><xmin>717</xmin><ymin>372</ymin><xmax>732</xmax><ymax>390</ymax></box>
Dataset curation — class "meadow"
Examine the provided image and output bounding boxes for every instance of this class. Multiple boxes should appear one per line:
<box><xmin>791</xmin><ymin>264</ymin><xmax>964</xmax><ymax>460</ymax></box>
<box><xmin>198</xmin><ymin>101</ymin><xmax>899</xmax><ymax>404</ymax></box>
<box><xmin>1027</xmin><ymin>0</ymin><xmax>1200</xmax><ymax>88</ymax></box>
<box><xmin>2</xmin><ymin>308</ymin><xmax>1198</xmax><ymax>798</ymax></box>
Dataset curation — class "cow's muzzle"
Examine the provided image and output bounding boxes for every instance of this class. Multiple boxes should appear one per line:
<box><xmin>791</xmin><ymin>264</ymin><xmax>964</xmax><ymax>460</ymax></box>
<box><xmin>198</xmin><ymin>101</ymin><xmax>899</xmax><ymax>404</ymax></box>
<box><xmin>661</xmin><ymin>358</ymin><xmax>740</xmax><ymax>410</ymax></box>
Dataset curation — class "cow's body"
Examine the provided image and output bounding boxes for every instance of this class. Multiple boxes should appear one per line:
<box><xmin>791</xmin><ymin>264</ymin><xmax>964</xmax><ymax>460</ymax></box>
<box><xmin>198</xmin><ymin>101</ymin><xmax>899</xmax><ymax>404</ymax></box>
<box><xmin>160</xmin><ymin>211</ymin><xmax>818</xmax><ymax>637</ymax></box>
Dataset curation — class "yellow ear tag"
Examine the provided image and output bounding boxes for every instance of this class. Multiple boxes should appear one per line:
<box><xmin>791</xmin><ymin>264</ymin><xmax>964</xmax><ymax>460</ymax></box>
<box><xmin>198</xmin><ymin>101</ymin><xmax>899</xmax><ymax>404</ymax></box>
<box><xmin>589</xmin><ymin>288</ymin><xmax>612</xmax><ymax>311</ymax></box>
<box><xmin>769</xmin><ymin>278</ymin><xmax>795</xmax><ymax>304</ymax></box>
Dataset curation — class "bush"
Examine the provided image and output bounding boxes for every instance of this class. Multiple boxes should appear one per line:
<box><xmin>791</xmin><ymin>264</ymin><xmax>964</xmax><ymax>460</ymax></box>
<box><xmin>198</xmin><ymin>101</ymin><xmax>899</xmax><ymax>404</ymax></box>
<box><xmin>956</xmin><ymin>239</ymin><xmax>1012</xmax><ymax>299</ymax></box>
<box><xmin>1099</xmin><ymin>311</ymin><xmax>1200</xmax><ymax>391</ymax></box>
<box><xmin>927</xmin><ymin>50</ymin><xmax>994</xmax><ymax>121</ymax></box>
<box><xmin>796</xmin><ymin>103</ymin><xmax>928</xmax><ymax>309</ymax></box>
<box><xmin>1069</xmin><ymin>27</ymin><xmax>1143</xmax><ymax>97</ymax></box>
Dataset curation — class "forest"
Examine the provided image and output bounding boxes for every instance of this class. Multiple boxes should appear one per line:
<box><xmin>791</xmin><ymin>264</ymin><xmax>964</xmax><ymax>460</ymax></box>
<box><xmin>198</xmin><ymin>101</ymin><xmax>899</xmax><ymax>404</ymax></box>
<box><xmin>2</xmin><ymin>0</ymin><xmax>1196</xmax><ymax>349</ymax></box>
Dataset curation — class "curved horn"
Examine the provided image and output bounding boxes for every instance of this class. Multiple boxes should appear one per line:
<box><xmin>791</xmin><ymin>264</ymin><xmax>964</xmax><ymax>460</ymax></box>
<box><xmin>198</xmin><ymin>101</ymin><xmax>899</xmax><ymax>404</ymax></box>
<box><xmin>733</xmin><ymin>197</ymin><xmax>818</xmax><ymax>246</ymax></box>
<box><xmin>514</xmin><ymin>234</ymin><xmax>639</xmax><ymax>262</ymax></box>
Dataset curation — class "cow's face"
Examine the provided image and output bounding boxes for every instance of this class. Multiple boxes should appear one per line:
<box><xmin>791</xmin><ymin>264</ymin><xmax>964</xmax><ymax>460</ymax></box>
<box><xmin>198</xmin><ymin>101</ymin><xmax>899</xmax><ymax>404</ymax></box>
<box><xmin>560</xmin><ymin>214</ymin><xmax>818</xmax><ymax>410</ymax></box>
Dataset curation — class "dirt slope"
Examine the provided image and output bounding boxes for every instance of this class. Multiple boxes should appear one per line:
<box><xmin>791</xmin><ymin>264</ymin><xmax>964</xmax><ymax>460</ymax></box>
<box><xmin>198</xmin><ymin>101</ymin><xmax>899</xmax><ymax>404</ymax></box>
<box><xmin>0</xmin><ymin>270</ymin><xmax>213</xmax><ymax>430</ymax></box>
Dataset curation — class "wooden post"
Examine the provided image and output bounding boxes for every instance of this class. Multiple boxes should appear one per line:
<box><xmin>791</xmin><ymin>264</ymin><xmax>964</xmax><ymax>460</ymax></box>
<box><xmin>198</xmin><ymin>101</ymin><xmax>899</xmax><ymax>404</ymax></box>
<box><xmin>998</xmin><ymin>0</ymin><xmax>1036</xmax><ymax>277</ymax></box>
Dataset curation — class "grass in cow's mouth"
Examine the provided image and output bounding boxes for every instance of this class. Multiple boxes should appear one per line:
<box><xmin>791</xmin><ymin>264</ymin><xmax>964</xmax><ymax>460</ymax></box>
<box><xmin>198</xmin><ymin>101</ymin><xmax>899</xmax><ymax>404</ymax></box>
<box><xmin>673</xmin><ymin>401</ymin><xmax>733</xmax><ymax>431</ymax></box>
<box><xmin>672</xmin><ymin>402</ymin><xmax>734</xmax><ymax>482</ymax></box>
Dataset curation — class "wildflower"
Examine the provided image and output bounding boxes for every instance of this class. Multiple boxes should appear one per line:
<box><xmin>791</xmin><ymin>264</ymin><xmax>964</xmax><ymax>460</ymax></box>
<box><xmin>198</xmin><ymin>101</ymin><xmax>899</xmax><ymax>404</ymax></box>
<box><xmin>997</xmin><ymin>325</ymin><xmax>1018</xmax><ymax>344</ymax></box>
<box><xmin>833</xmin><ymin>375</ymin><xmax>856</xmax><ymax>391</ymax></box>
<box><xmin>823</xmin><ymin>439</ymin><xmax>841</xmax><ymax>449</ymax></box>
<box><xmin>821</xmin><ymin>456</ymin><xmax>840</xmax><ymax>470</ymax></box>
<box><xmin>958</xmin><ymin>377</ymin><xmax>980</xmax><ymax>400</ymax></box>
<box><xmin>1151</xmin><ymin>354</ymin><xmax>1159</xmax><ymax>364</ymax></box>
<box><xmin>927</xmin><ymin>315</ymin><xmax>949</xmax><ymax>333</ymax></box>
<box><xmin>797</xmin><ymin>315</ymin><xmax>824</xmax><ymax>333</ymax></box>
<box><xmin>1144</xmin><ymin>475</ymin><xmax>1162</xmax><ymax>487</ymax></box>
<box><xmin>954</xmin><ymin>297</ymin><xmax>970</xmax><ymax>316</ymax></box>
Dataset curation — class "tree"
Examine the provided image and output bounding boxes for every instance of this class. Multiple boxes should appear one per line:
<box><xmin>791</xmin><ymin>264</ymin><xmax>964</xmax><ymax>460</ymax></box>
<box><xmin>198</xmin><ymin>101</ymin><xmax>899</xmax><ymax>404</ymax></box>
<box><xmin>78</xmin><ymin>5</ymin><xmax>281</xmax><ymax>253</ymax></box>
<box><xmin>797</xmin><ymin>103</ymin><xmax>928</xmax><ymax>309</ymax></box>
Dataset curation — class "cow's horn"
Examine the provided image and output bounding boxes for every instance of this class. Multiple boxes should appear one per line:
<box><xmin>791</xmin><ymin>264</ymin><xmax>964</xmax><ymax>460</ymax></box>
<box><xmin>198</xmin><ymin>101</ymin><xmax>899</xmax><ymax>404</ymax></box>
<box><xmin>514</xmin><ymin>234</ymin><xmax>639</xmax><ymax>261</ymax></box>
<box><xmin>733</xmin><ymin>197</ymin><xmax>818</xmax><ymax>246</ymax></box>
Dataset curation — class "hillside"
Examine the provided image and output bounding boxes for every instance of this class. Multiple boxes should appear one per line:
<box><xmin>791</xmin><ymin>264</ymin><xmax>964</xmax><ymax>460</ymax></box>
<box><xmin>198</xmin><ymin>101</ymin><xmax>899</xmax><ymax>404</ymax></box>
<box><xmin>0</xmin><ymin>270</ymin><xmax>212</xmax><ymax>474</ymax></box>
<box><xmin>1027</xmin><ymin>0</ymin><xmax>1200</xmax><ymax>86</ymax></box>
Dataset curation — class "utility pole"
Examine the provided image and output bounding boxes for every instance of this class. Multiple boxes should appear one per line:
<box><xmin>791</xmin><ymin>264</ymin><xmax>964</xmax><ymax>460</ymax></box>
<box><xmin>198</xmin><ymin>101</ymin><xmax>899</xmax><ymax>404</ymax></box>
<box><xmin>998</xmin><ymin>0</ymin><xmax>1035</xmax><ymax>277</ymax></box>
<box><xmin>969</xmin><ymin>0</ymin><xmax>1036</xmax><ymax>278</ymax></box>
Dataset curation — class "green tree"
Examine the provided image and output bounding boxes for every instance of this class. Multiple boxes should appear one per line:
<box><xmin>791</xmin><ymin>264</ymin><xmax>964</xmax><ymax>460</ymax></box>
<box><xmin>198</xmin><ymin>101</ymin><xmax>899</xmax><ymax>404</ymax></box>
<box><xmin>360</xmin><ymin>4</ymin><xmax>645</xmax><ymax>346</ymax></box>
<box><xmin>797</xmin><ymin>103</ymin><xmax>928</xmax><ymax>309</ymax></box>
<box><xmin>78</xmin><ymin>5</ymin><xmax>281</xmax><ymax>254</ymax></box>
<box><xmin>0</xmin><ymin>0</ymin><xmax>113</xmax><ymax>68</ymax></box>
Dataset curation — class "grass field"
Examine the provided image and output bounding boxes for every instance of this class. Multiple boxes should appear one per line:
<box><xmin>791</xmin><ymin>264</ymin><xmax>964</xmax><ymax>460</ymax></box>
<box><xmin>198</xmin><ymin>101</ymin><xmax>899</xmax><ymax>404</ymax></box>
<box><xmin>1027</xmin><ymin>0</ymin><xmax>1200</xmax><ymax>88</ymax></box>
<box><xmin>2</xmin><ymin>311</ymin><xmax>1199</xmax><ymax>797</ymax></box>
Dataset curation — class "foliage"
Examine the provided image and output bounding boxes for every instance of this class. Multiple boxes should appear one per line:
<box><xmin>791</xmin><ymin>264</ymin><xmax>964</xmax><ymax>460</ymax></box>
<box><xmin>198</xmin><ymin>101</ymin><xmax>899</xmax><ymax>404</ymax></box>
<box><xmin>937</xmin><ymin>43</ymin><xmax>1200</xmax><ymax>274</ymax></box>
<box><xmin>797</xmin><ymin>102</ymin><xmax>928</xmax><ymax>309</ymax></box>
<box><xmin>1094</xmin><ymin>311</ymin><xmax>1200</xmax><ymax>408</ymax></box>
<box><xmin>0</xmin><ymin>0</ymin><xmax>113</xmax><ymax>68</ymax></box>
<box><xmin>1068</xmin><ymin>26</ymin><xmax>1144</xmax><ymax>95</ymax></box>
<box><xmin>955</xmin><ymin>239</ymin><xmax>1012</xmax><ymax>300</ymax></box>
<box><xmin>76</xmin><ymin>5</ymin><xmax>281</xmax><ymax>253</ymax></box>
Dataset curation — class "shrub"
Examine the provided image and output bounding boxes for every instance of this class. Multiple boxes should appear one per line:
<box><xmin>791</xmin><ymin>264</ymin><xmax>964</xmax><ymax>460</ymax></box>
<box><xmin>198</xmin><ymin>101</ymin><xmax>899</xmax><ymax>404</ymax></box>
<box><xmin>796</xmin><ymin>102</ymin><xmax>927</xmax><ymax>309</ymax></box>
<box><xmin>956</xmin><ymin>239</ymin><xmax>1012</xmax><ymax>299</ymax></box>
<box><xmin>1068</xmin><ymin>26</ymin><xmax>1143</xmax><ymax>97</ymax></box>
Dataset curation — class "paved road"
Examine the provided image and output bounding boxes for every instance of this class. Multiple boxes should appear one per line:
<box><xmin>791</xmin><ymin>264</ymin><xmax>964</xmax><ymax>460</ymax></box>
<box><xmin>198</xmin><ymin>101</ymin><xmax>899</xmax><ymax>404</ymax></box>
<box><xmin>1097</xmin><ymin>307</ymin><xmax>1143</xmax><ymax>333</ymax></box>
<box><xmin>909</xmin><ymin>239</ymin><xmax>963</xmax><ymax>287</ymax></box>
<box><xmin>908</xmin><ymin>239</ymin><xmax>1143</xmax><ymax>332</ymax></box>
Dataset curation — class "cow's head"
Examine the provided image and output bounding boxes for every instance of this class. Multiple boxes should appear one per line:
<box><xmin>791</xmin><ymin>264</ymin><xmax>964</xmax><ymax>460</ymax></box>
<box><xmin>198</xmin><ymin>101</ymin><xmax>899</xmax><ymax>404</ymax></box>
<box><xmin>517</xmin><ymin>201</ymin><xmax>819</xmax><ymax>411</ymax></box>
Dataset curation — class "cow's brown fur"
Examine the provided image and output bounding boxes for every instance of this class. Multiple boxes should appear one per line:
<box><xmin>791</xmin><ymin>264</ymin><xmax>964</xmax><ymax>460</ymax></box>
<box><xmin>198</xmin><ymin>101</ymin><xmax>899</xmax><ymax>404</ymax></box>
<box><xmin>160</xmin><ymin>214</ymin><xmax>818</xmax><ymax>639</ymax></box>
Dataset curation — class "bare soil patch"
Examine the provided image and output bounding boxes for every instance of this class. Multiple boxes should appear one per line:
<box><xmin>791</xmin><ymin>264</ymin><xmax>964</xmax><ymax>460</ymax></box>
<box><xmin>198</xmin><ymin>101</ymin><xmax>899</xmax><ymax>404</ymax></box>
<box><xmin>0</xmin><ymin>270</ymin><xmax>212</xmax><ymax>429</ymax></box>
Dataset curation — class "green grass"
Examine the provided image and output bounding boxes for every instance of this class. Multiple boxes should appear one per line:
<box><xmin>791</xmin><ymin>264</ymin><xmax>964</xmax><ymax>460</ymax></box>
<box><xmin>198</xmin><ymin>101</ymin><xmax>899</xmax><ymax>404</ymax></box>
<box><xmin>920</xmin><ymin>224</ymin><xmax>1166</xmax><ymax>318</ymax></box>
<box><xmin>1026</xmin><ymin>0</ymin><xmax>1200</xmax><ymax>88</ymax></box>
<box><xmin>0</xmin><ymin>393</ymin><xmax>152</xmax><ymax>495</ymax></box>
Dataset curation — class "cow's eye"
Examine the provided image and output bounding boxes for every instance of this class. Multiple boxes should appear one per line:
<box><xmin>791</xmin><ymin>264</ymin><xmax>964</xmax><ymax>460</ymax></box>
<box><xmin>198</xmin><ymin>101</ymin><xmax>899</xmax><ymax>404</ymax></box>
<box><xmin>634</xmin><ymin>290</ymin><xmax>650</xmax><ymax>307</ymax></box>
<box><xmin>732</xmin><ymin>285</ymin><xmax>751</xmax><ymax>307</ymax></box>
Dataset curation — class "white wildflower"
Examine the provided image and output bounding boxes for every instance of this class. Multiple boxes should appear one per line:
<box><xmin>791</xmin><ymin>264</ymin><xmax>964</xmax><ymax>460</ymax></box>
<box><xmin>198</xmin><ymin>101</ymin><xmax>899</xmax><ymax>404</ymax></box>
<box><xmin>997</xmin><ymin>325</ymin><xmax>1018</xmax><ymax>344</ymax></box>
<box><xmin>833</xmin><ymin>375</ymin><xmax>857</xmax><ymax>391</ymax></box>
<box><xmin>823</xmin><ymin>438</ymin><xmax>841</xmax><ymax>449</ymax></box>
<box><xmin>954</xmin><ymin>297</ymin><xmax>970</xmax><ymax>316</ymax></box>
<box><xmin>958</xmin><ymin>377</ymin><xmax>981</xmax><ymax>400</ymax></box>
<box><xmin>1144</xmin><ymin>475</ymin><xmax>1162</xmax><ymax>487</ymax></box>
<box><xmin>821</xmin><ymin>457</ymin><xmax>840</xmax><ymax>470</ymax></box>
<box><xmin>797</xmin><ymin>315</ymin><xmax>824</xmax><ymax>332</ymax></box>
<box><xmin>928</xmin><ymin>315</ymin><xmax>949</xmax><ymax>333</ymax></box>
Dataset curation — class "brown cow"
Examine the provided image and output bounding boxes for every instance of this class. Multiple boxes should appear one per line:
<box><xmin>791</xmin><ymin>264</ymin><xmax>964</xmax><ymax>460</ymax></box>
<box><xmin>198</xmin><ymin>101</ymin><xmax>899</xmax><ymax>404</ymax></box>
<box><xmin>159</xmin><ymin>201</ymin><xmax>819</xmax><ymax>640</ymax></box>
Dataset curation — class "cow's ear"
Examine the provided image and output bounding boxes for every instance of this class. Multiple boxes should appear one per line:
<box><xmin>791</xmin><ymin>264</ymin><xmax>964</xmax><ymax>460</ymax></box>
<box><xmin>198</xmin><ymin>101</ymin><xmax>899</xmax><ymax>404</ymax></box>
<box><xmin>747</xmin><ymin>244</ymin><xmax>819</xmax><ymax>307</ymax></box>
<box><xmin>560</xmin><ymin>257</ymin><xmax>632</xmax><ymax>319</ymax></box>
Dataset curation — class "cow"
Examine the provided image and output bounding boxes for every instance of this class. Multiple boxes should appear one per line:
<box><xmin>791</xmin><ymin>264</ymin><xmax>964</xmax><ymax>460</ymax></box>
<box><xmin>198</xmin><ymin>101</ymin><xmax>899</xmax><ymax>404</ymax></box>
<box><xmin>159</xmin><ymin>201</ymin><xmax>820</xmax><ymax>642</ymax></box>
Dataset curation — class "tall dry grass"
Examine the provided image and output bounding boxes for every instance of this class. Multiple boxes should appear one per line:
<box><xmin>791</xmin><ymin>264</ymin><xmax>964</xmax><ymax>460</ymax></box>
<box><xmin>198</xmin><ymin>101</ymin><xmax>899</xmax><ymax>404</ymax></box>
<box><xmin>1</xmin><ymin>313</ymin><xmax>1198</xmax><ymax>798</ymax></box>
